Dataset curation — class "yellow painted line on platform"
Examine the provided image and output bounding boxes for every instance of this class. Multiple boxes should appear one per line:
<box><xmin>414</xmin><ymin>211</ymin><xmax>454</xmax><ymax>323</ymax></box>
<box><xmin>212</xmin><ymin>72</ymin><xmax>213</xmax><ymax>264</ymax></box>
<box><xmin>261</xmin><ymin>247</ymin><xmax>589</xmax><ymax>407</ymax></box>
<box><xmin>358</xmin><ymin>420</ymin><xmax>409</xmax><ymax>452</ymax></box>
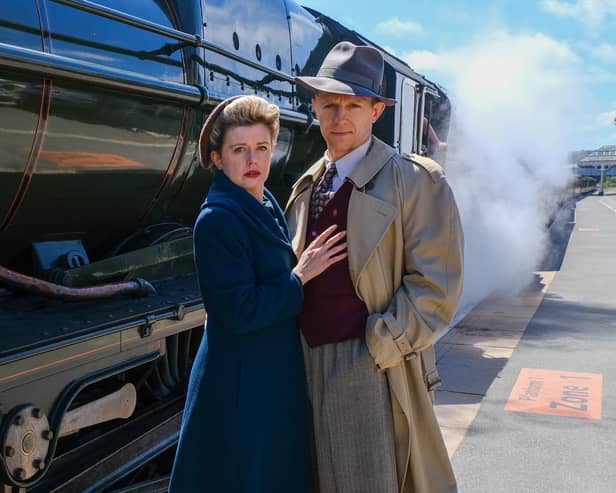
<box><xmin>505</xmin><ymin>368</ymin><xmax>602</xmax><ymax>420</ymax></box>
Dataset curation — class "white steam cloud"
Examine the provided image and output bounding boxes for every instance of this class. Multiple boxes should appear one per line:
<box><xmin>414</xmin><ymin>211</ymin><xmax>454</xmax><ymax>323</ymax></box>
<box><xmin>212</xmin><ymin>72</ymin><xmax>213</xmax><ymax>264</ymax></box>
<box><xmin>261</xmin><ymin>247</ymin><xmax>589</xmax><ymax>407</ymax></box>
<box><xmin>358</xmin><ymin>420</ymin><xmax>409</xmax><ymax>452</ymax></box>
<box><xmin>405</xmin><ymin>31</ymin><xmax>590</xmax><ymax>309</ymax></box>
<box><xmin>376</xmin><ymin>17</ymin><xmax>422</xmax><ymax>36</ymax></box>
<box><xmin>539</xmin><ymin>0</ymin><xmax>616</xmax><ymax>27</ymax></box>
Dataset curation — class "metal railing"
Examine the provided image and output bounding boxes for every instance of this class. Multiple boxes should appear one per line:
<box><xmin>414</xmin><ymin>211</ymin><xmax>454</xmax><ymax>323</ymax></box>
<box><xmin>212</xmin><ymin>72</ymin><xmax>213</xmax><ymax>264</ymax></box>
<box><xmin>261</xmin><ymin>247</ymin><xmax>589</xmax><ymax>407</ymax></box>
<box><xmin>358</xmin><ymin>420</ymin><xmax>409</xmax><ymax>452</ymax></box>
<box><xmin>1</xmin><ymin>1</ymin><xmax>318</xmax><ymax>128</ymax></box>
<box><xmin>50</xmin><ymin>0</ymin><xmax>295</xmax><ymax>84</ymax></box>
<box><xmin>0</xmin><ymin>42</ymin><xmax>206</xmax><ymax>104</ymax></box>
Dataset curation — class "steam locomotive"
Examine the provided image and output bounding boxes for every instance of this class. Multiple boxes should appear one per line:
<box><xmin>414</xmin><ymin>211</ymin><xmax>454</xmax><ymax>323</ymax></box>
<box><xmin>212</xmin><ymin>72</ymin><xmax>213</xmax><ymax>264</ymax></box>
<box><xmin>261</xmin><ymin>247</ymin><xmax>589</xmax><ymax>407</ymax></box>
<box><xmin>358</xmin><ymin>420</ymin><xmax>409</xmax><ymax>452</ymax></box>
<box><xmin>0</xmin><ymin>1</ymin><xmax>451</xmax><ymax>490</ymax></box>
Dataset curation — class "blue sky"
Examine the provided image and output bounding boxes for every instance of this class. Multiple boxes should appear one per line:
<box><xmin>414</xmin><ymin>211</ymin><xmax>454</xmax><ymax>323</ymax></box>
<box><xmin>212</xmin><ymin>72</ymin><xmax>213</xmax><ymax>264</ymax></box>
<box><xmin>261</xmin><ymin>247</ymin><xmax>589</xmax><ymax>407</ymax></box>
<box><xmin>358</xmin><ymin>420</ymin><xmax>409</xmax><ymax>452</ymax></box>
<box><xmin>300</xmin><ymin>0</ymin><xmax>616</xmax><ymax>150</ymax></box>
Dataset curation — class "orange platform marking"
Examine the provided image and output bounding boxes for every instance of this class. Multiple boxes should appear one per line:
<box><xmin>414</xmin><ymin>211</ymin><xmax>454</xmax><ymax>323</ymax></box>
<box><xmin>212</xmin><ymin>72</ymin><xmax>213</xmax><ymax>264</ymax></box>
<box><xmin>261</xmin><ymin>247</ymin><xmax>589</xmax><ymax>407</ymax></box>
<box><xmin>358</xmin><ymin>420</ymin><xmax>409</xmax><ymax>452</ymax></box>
<box><xmin>578</xmin><ymin>227</ymin><xmax>600</xmax><ymax>232</ymax></box>
<box><xmin>505</xmin><ymin>368</ymin><xmax>602</xmax><ymax>420</ymax></box>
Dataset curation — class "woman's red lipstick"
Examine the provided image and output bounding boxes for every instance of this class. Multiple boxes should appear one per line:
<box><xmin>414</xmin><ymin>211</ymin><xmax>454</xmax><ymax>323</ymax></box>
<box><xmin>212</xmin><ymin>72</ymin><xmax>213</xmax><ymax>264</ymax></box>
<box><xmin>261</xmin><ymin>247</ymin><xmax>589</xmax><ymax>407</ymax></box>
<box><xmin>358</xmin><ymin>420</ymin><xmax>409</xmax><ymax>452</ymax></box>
<box><xmin>244</xmin><ymin>170</ymin><xmax>261</xmax><ymax>178</ymax></box>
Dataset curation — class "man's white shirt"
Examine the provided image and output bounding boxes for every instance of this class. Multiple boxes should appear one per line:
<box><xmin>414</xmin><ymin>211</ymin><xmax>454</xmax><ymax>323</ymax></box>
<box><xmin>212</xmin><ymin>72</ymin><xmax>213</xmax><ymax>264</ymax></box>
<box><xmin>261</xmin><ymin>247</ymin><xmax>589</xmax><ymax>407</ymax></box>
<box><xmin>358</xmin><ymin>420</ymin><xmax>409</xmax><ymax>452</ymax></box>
<box><xmin>324</xmin><ymin>138</ymin><xmax>371</xmax><ymax>193</ymax></box>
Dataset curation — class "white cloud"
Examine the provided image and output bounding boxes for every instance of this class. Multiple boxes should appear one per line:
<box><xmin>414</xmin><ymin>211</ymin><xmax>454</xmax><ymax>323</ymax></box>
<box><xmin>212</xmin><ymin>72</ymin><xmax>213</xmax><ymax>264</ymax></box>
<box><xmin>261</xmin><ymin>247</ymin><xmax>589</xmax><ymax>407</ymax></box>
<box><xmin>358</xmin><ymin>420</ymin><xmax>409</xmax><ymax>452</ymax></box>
<box><xmin>589</xmin><ymin>42</ymin><xmax>616</xmax><ymax>61</ymax></box>
<box><xmin>342</xmin><ymin>17</ymin><xmax>357</xmax><ymax>28</ymax></box>
<box><xmin>583</xmin><ymin>110</ymin><xmax>616</xmax><ymax>147</ymax></box>
<box><xmin>403</xmin><ymin>50</ymin><xmax>441</xmax><ymax>70</ymax></box>
<box><xmin>584</xmin><ymin>64</ymin><xmax>616</xmax><ymax>84</ymax></box>
<box><xmin>402</xmin><ymin>31</ymin><xmax>579</xmax><ymax>80</ymax></box>
<box><xmin>376</xmin><ymin>17</ymin><xmax>422</xmax><ymax>36</ymax></box>
<box><xmin>597</xmin><ymin>109</ymin><xmax>616</xmax><ymax>125</ymax></box>
<box><xmin>440</xmin><ymin>7</ymin><xmax>473</xmax><ymax>24</ymax></box>
<box><xmin>539</xmin><ymin>0</ymin><xmax>616</xmax><ymax>27</ymax></box>
<box><xmin>540</xmin><ymin>0</ymin><xmax>581</xmax><ymax>16</ymax></box>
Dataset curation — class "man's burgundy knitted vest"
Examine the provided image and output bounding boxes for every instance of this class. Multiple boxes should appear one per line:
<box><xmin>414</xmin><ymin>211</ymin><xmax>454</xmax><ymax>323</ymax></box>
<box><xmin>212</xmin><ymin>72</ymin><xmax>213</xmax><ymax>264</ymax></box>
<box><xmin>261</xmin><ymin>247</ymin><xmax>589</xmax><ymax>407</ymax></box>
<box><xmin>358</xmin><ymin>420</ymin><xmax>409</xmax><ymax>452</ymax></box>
<box><xmin>298</xmin><ymin>181</ymin><xmax>369</xmax><ymax>347</ymax></box>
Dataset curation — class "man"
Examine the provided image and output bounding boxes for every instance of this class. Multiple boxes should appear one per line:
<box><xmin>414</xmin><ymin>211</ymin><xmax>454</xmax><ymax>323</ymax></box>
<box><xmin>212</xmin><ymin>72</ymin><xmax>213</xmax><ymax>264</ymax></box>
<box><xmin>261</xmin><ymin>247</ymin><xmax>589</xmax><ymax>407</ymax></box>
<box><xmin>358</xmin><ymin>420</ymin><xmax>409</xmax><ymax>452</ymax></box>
<box><xmin>286</xmin><ymin>41</ymin><xmax>464</xmax><ymax>493</ymax></box>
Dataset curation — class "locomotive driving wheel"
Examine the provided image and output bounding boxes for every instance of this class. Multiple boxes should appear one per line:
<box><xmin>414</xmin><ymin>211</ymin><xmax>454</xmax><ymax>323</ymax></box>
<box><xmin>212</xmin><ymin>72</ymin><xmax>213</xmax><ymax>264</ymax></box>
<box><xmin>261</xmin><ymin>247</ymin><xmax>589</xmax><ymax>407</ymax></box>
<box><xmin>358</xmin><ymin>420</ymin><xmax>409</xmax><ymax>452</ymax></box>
<box><xmin>1</xmin><ymin>405</ymin><xmax>52</xmax><ymax>484</ymax></box>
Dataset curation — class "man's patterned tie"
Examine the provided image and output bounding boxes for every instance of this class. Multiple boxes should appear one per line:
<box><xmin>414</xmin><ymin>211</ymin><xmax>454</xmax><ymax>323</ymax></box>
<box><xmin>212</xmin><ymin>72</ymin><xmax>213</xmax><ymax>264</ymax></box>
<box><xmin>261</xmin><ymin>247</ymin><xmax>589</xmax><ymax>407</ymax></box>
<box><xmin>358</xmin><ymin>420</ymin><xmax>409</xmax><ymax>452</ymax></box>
<box><xmin>310</xmin><ymin>161</ymin><xmax>337</xmax><ymax>220</ymax></box>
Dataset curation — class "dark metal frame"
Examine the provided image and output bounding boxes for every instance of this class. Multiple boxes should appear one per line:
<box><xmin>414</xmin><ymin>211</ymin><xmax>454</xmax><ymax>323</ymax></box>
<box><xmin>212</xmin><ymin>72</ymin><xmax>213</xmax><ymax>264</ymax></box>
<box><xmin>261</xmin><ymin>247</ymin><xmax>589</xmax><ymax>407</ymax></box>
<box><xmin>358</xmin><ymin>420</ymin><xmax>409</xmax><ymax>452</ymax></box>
<box><xmin>1</xmin><ymin>0</ymin><xmax>318</xmax><ymax>124</ymax></box>
<box><xmin>0</xmin><ymin>301</ymin><xmax>203</xmax><ymax>365</ymax></box>
<box><xmin>1</xmin><ymin>352</ymin><xmax>161</xmax><ymax>489</ymax></box>
<box><xmin>50</xmin><ymin>0</ymin><xmax>294</xmax><ymax>83</ymax></box>
<box><xmin>31</xmin><ymin>399</ymin><xmax>183</xmax><ymax>492</ymax></box>
<box><xmin>0</xmin><ymin>42</ymin><xmax>206</xmax><ymax>105</ymax></box>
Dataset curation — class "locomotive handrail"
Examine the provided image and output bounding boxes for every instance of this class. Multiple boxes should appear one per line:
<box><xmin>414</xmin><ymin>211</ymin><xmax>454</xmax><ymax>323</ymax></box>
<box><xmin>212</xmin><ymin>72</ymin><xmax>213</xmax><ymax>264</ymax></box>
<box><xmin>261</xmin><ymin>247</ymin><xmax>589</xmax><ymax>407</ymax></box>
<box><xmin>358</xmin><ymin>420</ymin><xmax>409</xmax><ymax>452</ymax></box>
<box><xmin>50</xmin><ymin>0</ymin><xmax>198</xmax><ymax>44</ymax></box>
<box><xmin>50</xmin><ymin>0</ymin><xmax>295</xmax><ymax>84</ymax></box>
<box><xmin>0</xmin><ymin>42</ymin><xmax>316</xmax><ymax>128</ymax></box>
<box><xmin>0</xmin><ymin>42</ymin><xmax>206</xmax><ymax>105</ymax></box>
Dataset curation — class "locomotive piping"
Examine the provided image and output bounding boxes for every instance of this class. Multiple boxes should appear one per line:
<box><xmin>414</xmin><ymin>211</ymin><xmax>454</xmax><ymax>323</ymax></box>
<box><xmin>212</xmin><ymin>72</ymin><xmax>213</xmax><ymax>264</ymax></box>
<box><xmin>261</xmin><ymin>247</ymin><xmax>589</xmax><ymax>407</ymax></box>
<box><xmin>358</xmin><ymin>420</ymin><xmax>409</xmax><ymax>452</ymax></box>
<box><xmin>0</xmin><ymin>265</ymin><xmax>156</xmax><ymax>300</ymax></box>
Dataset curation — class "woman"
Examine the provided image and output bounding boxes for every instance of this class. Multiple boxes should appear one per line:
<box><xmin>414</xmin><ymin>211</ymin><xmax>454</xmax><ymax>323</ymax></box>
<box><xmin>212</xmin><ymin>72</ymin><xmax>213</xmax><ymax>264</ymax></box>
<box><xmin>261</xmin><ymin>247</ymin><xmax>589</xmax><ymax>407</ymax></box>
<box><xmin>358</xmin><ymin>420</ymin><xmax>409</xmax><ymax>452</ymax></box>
<box><xmin>169</xmin><ymin>95</ymin><xmax>346</xmax><ymax>492</ymax></box>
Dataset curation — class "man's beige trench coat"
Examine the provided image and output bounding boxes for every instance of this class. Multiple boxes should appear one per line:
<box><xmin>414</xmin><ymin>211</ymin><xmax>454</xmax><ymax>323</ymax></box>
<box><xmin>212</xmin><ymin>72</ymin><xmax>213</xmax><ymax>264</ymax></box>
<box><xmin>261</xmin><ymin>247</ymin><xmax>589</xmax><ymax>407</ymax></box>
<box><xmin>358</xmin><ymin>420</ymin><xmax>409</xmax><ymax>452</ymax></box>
<box><xmin>285</xmin><ymin>137</ymin><xmax>464</xmax><ymax>493</ymax></box>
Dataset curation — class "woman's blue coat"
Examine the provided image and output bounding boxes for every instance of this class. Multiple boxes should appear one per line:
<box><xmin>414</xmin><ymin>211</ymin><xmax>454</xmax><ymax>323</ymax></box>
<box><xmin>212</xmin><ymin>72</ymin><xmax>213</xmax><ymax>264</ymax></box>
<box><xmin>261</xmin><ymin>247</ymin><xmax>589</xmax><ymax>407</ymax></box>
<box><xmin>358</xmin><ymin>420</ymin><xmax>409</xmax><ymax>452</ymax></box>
<box><xmin>169</xmin><ymin>172</ymin><xmax>308</xmax><ymax>492</ymax></box>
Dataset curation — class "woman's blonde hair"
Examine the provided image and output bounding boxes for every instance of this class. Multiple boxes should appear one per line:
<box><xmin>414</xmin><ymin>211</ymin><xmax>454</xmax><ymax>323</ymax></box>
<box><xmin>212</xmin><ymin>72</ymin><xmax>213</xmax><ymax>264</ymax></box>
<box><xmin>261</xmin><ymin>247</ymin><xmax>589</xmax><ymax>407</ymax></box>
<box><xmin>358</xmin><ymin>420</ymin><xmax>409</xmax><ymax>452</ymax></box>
<box><xmin>199</xmin><ymin>95</ymin><xmax>280</xmax><ymax>168</ymax></box>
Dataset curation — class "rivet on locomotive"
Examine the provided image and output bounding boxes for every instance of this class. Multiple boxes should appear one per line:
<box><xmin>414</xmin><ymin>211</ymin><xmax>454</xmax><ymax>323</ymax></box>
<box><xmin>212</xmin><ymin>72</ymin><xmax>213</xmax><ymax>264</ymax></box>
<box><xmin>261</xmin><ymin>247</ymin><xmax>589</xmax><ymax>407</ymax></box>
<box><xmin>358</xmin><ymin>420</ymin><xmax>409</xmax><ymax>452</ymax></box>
<box><xmin>0</xmin><ymin>0</ymin><xmax>451</xmax><ymax>490</ymax></box>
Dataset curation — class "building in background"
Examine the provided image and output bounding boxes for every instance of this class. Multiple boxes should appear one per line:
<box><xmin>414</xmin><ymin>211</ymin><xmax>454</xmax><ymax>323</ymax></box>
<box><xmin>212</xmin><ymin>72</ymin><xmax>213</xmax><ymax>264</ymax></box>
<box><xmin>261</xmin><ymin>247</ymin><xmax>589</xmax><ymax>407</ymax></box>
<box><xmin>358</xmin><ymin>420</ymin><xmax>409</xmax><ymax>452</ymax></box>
<box><xmin>577</xmin><ymin>145</ymin><xmax>616</xmax><ymax>178</ymax></box>
<box><xmin>576</xmin><ymin>145</ymin><xmax>616</xmax><ymax>194</ymax></box>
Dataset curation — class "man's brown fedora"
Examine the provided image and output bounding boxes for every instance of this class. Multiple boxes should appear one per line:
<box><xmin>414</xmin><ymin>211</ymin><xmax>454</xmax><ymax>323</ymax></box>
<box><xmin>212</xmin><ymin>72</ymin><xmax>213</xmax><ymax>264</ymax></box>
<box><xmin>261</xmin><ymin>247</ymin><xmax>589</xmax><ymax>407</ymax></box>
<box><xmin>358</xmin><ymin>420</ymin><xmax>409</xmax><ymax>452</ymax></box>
<box><xmin>295</xmin><ymin>41</ymin><xmax>396</xmax><ymax>106</ymax></box>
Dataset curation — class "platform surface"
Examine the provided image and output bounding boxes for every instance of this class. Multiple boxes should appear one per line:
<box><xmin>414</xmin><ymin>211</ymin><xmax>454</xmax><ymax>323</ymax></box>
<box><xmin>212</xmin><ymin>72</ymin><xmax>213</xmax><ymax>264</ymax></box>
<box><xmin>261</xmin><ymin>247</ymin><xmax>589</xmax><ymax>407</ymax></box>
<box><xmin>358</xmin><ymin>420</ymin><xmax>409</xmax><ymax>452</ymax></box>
<box><xmin>435</xmin><ymin>191</ymin><xmax>616</xmax><ymax>493</ymax></box>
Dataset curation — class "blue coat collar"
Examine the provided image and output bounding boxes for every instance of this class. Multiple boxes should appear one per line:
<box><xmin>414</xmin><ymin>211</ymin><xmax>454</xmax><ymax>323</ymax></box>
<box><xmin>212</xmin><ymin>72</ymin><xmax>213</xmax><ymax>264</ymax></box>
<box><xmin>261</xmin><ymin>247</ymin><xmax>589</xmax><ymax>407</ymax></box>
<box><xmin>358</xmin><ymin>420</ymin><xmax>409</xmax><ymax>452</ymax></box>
<box><xmin>203</xmin><ymin>171</ymin><xmax>294</xmax><ymax>253</ymax></box>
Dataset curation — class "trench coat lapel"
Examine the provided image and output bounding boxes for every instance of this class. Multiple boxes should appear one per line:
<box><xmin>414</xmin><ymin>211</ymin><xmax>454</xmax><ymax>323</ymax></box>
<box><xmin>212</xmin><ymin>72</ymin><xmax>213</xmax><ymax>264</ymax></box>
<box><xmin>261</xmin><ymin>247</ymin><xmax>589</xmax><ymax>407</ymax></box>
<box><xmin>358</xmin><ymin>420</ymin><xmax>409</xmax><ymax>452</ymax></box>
<box><xmin>346</xmin><ymin>137</ymin><xmax>396</xmax><ymax>189</ymax></box>
<box><xmin>286</xmin><ymin>137</ymin><xmax>398</xmax><ymax>268</ymax></box>
<box><xmin>347</xmin><ymin>191</ymin><xmax>396</xmax><ymax>285</ymax></box>
<box><xmin>346</xmin><ymin>138</ymin><xmax>397</xmax><ymax>285</ymax></box>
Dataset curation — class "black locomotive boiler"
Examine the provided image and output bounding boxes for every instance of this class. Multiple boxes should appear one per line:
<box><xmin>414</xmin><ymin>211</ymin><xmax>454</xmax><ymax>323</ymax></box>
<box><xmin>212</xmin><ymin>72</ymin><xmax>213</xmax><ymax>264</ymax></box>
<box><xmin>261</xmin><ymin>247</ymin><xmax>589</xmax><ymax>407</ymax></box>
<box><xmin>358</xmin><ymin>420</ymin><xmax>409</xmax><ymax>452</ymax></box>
<box><xmin>0</xmin><ymin>1</ymin><xmax>451</xmax><ymax>490</ymax></box>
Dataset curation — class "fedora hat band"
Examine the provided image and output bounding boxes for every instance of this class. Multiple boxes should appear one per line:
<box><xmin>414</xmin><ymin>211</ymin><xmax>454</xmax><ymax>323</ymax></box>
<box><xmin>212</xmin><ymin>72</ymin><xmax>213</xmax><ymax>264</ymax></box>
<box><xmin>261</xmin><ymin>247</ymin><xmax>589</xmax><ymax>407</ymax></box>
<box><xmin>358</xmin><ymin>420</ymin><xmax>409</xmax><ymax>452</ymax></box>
<box><xmin>317</xmin><ymin>67</ymin><xmax>381</xmax><ymax>94</ymax></box>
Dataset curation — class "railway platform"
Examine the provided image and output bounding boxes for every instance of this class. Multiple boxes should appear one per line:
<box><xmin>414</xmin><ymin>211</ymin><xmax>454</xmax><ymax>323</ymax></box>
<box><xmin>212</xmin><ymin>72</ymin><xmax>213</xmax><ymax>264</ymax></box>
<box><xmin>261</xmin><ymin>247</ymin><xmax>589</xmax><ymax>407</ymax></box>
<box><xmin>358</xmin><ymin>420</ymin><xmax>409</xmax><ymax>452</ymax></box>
<box><xmin>434</xmin><ymin>190</ymin><xmax>616</xmax><ymax>493</ymax></box>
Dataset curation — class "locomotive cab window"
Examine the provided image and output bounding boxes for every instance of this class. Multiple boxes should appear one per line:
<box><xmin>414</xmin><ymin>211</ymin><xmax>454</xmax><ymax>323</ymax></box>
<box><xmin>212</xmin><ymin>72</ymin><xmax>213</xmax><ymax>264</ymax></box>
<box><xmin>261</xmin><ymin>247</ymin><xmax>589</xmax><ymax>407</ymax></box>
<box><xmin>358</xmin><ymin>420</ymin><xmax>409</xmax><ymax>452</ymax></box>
<box><xmin>421</xmin><ymin>90</ymin><xmax>451</xmax><ymax>160</ymax></box>
<box><xmin>397</xmin><ymin>77</ymin><xmax>417</xmax><ymax>157</ymax></box>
